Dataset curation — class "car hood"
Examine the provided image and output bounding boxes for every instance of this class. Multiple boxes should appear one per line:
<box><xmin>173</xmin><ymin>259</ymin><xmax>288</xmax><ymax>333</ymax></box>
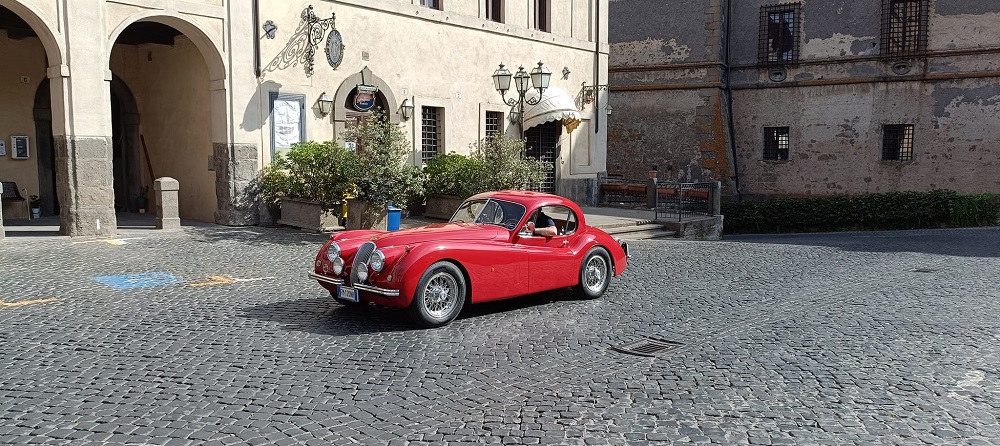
<box><xmin>371</xmin><ymin>222</ymin><xmax>510</xmax><ymax>246</ymax></box>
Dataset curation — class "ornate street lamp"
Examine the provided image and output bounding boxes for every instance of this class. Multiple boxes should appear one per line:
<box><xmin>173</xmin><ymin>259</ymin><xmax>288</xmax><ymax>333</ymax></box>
<box><xmin>492</xmin><ymin>61</ymin><xmax>551</xmax><ymax>139</ymax></box>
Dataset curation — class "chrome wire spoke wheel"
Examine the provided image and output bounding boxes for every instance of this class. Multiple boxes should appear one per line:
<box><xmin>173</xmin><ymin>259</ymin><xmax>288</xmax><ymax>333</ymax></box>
<box><xmin>584</xmin><ymin>255</ymin><xmax>608</xmax><ymax>293</ymax></box>
<box><xmin>422</xmin><ymin>272</ymin><xmax>458</xmax><ymax>319</ymax></box>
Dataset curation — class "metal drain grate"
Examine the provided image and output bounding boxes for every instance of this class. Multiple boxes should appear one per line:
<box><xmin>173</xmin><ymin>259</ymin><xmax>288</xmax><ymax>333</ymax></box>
<box><xmin>613</xmin><ymin>339</ymin><xmax>684</xmax><ymax>357</ymax></box>
<box><xmin>912</xmin><ymin>268</ymin><xmax>938</xmax><ymax>273</ymax></box>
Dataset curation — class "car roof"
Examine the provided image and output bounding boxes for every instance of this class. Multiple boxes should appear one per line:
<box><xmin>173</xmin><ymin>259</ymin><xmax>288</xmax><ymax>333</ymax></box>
<box><xmin>468</xmin><ymin>190</ymin><xmax>587</xmax><ymax>225</ymax></box>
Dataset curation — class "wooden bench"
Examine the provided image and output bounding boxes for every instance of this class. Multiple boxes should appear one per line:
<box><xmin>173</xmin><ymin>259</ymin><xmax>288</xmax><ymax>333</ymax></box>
<box><xmin>1</xmin><ymin>181</ymin><xmax>29</xmax><ymax>219</ymax></box>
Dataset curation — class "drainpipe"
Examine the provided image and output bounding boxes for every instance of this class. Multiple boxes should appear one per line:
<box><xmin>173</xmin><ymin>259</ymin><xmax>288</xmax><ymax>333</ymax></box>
<box><xmin>723</xmin><ymin>0</ymin><xmax>741</xmax><ymax>200</ymax></box>
<box><xmin>594</xmin><ymin>0</ymin><xmax>601</xmax><ymax>134</ymax></box>
<box><xmin>253</xmin><ymin>0</ymin><xmax>261</xmax><ymax>77</ymax></box>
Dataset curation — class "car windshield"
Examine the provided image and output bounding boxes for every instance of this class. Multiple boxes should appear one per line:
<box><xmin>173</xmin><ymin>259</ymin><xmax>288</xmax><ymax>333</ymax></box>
<box><xmin>449</xmin><ymin>198</ymin><xmax>526</xmax><ymax>230</ymax></box>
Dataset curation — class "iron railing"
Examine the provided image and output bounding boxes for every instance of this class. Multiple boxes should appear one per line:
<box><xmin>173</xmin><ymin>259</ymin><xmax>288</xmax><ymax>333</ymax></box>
<box><xmin>654</xmin><ymin>182</ymin><xmax>715</xmax><ymax>221</ymax></box>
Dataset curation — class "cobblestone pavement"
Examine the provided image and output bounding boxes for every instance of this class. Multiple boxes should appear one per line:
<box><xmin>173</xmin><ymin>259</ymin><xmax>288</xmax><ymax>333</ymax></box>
<box><xmin>1</xmin><ymin>225</ymin><xmax>999</xmax><ymax>445</ymax></box>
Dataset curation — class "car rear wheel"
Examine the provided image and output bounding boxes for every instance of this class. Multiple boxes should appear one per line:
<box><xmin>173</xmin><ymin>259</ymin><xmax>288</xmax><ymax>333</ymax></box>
<box><xmin>409</xmin><ymin>261</ymin><xmax>466</xmax><ymax>328</ymax></box>
<box><xmin>574</xmin><ymin>247</ymin><xmax>611</xmax><ymax>299</ymax></box>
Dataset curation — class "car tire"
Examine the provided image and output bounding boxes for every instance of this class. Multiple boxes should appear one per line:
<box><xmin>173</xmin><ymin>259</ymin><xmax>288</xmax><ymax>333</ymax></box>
<box><xmin>573</xmin><ymin>247</ymin><xmax>612</xmax><ymax>299</ymax></box>
<box><xmin>409</xmin><ymin>261</ymin><xmax>467</xmax><ymax>328</ymax></box>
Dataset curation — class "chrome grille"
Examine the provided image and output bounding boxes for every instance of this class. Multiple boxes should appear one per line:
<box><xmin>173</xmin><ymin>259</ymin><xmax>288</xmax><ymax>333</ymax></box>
<box><xmin>350</xmin><ymin>241</ymin><xmax>376</xmax><ymax>284</ymax></box>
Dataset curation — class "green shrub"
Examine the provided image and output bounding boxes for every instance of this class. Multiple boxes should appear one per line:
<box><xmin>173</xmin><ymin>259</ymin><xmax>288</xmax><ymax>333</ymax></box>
<box><xmin>423</xmin><ymin>134</ymin><xmax>552</xmax><ymax>199</ymax></box>
<box><xmin>722</xmin><ymin>190</ymin><xmax>999</xmax><ymax>234</ymax></box>
<box><xmin>255</xmin><ymin>140</ymin><xmax>356</xmax><ymax>211</ymax></box>
<box><xmin>423</xmin><ymin>152</ymin><xmax>480</xmax><ymax>197</ymax></box>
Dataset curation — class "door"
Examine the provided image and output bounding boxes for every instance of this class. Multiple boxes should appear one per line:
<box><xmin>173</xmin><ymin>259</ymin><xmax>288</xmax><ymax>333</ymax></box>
<box><xmin>525</xmin><ymin>121</ymin><xmax>560</xmax><ymax>193</ymax></box>
<box><xmin>516</xmin><ymin>205</ymin><xmax>580</xmax><ymax>293</ymax></box>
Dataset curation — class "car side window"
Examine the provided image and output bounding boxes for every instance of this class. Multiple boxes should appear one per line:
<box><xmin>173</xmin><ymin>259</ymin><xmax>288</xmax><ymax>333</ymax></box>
<box><xmin>536</xmin><ymin>205</ymin><xmax>577</xmax><ymax>236</ymax></box>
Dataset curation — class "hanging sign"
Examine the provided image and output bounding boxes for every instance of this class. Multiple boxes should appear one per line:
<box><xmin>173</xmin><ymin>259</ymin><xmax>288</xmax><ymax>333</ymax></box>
<box><xmin>353</xmin><ymin>84</ymin><xmax>378</xmax><ymax>111</ymax></box>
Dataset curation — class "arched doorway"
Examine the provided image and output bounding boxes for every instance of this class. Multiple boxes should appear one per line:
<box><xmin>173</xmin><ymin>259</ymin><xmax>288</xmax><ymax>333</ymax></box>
<box><xmin>109</xmin><ymin>18</ymin><xmax>224</xmax><ymax>222</ymax></box>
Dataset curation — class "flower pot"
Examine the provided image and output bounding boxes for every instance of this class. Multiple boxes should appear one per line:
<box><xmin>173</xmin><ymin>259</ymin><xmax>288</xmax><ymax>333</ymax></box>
<box><xmin>276</xmin><ymin>198</ymin><xmax>343</xmax><ymax>232</ymax></box>
<box><xmin>31</xmin><ymin>207</ymin><xmax>40</xmax><ymax>219</ymax></box>
<box><xmin>345</xmin><ymin>199</ymin><xmax>388</xmax><ymax>230</ymax></box>
<box><xmin>136</xmin><ymin>196</ymin><xmax>148</xmax><ymax>212</ymax></box>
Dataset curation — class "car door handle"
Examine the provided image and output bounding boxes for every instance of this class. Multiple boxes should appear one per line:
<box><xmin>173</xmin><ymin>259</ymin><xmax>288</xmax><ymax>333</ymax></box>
<box><xmin>561</xmin><ymin>240</ymin><xmax>569</xmax><ymax>246</ymax></box>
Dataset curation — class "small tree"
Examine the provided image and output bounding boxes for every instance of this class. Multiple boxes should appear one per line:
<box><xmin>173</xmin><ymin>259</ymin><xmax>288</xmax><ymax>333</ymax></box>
<box><xmin>341</xmin><ymin>109</ymin><xmax>424</xmax><ymax>209</ymax></box>
<box><xmin>255</xmin><ymin>140</ymin><xmax>356</xmax><ymax>211</ymax></box>
<box><xmin>469</xmin><ymin>134</ymin><xmax>550</xmax><ymax>193</ymax></box>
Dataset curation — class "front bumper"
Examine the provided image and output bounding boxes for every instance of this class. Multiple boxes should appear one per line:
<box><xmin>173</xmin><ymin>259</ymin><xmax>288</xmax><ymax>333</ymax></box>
<box><xmin>309</xmin><ymin>271</ymin><xmax>400</xmax><ymax>297</ymax></box>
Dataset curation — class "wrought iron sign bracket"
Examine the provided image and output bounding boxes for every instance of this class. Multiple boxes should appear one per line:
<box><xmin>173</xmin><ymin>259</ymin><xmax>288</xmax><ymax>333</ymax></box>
<box><xmin>302</xmin><ymin>5</ymin><xmax>338</xmax><ymax>76</ymax></box>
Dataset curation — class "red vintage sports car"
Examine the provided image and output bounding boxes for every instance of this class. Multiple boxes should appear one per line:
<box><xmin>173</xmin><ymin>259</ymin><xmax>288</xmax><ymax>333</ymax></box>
<box><xmin>309</xmin><ymin>190</ymin><xmax>629</xmax><ymax>327</ymax></box>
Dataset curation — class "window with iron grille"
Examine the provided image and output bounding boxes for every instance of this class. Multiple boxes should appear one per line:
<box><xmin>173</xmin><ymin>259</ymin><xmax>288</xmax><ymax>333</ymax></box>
<box><xmin>486</xmin><ymin>0</ymin><xmax>503</xmax><ymax>22</ymax></box>
<box><xmin>880</xmin><ymin>0</ymin><xmax>928</xmax><ymax>57</ymax></box>
<box><xmin>763</xmin><ymin>127</ymin><xmax>790</xmax><ymax>161</ymax></box>
<box><xmin>534</xmin><ymin>0</ymin><xmax>550</xmax><ymax>32</ymax></box>
<box><xmin>759</xmin><ymin>3</ymin><xmax>801</xmax><ymax>65</ymax></box>
<box><xmin>882</xmin><ymin>124</ymin><xmax>914</xmax><ymax>161</ymax></box>
<box><xmin>421</xmin><ymin>107</ymin><xmax>442</xmax><ymax>164</ymax></box>
<box><xmin>420</xmin><ymin>0</ymin><xmax>441</xmax><ymax>10</ymax></box>
<box><xmin>485</xmin><ymin>111</ymin><xmax>503</xmax><ymax>137</ymax></box>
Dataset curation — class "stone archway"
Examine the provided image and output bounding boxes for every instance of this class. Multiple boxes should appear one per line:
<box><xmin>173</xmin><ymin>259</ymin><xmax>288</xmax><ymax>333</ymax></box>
<box><xmin>108</xmin><ymin>14</ymin><xmax>256</xmax><ymax>226</ymax></box>
<box><xmin>334</xmin><ymin>66</ymin><xmax>401</xmax><ymax>129</ymax></box>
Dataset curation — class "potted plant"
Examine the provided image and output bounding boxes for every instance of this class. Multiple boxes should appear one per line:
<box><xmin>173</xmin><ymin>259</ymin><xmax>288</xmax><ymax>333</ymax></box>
<box><xmin>423</xmin><ymin>134</ymin><xmax>551</xmax><ymax>219</ymax></box>
<box><xmin>136</xmin><ymin>186</ymin><xmax>149</xmax><ymax>213</ymax></box>
<box><xmin>341</xmin><ymin>108</ymin><xmax>424</xmax><ymax>230</ymax></box>
<box><xmin>29</xmin><ymin>194</ymin><xmax>41</xmax><ymax>219</ymax></box>
<box><xmin>255</xmin><ymin>140</ymin><xmax>356</xmax><ymax>231</ymax></box>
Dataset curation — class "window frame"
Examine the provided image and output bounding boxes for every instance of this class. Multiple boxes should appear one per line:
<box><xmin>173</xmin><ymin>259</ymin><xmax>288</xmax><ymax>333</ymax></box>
<box><xmin>485</xmin><ymin>111</ymin><xmax>504</xmax><ymax>138</ymax></box>
<box><xmin>880</xmin><ymin>0</ymin><xmax>929</xmax><ymax>58</ymax></box>
<box><xmin>420</xmin><ymin>106</ymin><xmax>444</xmax><ymax>164</ymax></box>
<box><xmin>881</xmin><ymin>124</ymin><xmax>915</xmax><ymax>162</ymax></box>
<box><xmin>533</xmin><ymin>0</ymin><xmax>550</xmax><ymax>32</ymax></box>
<box><xmin>268</xmin><ymin>92</ymin><xmax>306</xmax><ymax>157</ymax></box>
<box><xmin>758</xmin><ymin>3</ymin><xmax>801</xmax><ymax>66</ymax></box>
<box><xmin>486</xmin><ymin>0</ymin><xmax>504</xmax><ymax>23</ymax></box>
<box><xmin>420</xmin><ymin>0</ymin><xmax>442</xmax><ymax>10</ymax></box>
<box><xmin>763</xmin><ymin>126</ymin><xmax>790</xmax><ymax>161</ymax></box>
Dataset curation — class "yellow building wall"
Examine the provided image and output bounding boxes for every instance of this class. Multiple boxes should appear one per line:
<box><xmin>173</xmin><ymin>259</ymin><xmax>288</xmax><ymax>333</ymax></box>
<box><xmin>0</xmin><ymin>31</ymin><xmax>47</xmax><ymax>209</ymax></box>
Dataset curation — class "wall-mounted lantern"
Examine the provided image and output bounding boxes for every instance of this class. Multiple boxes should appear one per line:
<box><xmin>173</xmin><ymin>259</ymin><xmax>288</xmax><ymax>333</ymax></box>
<box><xmin>317</xmin><ymin>91</ymin><xmax>333</xmax><ymax>116</ymax></box>
<box><xmin>399</xmin><ymin>98</ymin><xmax>414</xmax><ymax>121</ymax></box>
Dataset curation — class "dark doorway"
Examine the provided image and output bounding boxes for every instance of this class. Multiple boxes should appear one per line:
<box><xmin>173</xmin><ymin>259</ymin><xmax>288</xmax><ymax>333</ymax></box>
<box><xmin>109</xmin><ymin>76</ymin><xmax>142</xmax><ymax>213</ymax></box>
<box><xmin>32</xmin><ymin>79</ymin><xmax>57</xmax><ymax>216</ymax></box>
<box><xmin>525</xmin><ymin>121</ymin><xmax>560</xmax><ymax>193</ymax></box>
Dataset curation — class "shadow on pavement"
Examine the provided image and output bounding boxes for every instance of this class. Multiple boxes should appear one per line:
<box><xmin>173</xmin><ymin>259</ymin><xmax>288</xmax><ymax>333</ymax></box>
<box><xmin>239</xmin><ymin>288</ymin><xmax>578</xmax><ymax>335</ymax></box>
<box><xmin>722</xmin><ymin>227</ymin><xmax>1000</xmax><ymax>258</ymax></box>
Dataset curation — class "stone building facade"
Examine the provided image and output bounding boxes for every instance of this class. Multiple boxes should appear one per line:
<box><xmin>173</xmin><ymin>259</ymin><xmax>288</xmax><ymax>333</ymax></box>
<box><xmin>0</xmin><ymin>0</ymin><xmax>610</xmax><ymax>239</ymax></box>
<box><xmin>608</xmin><ymin>0</ymin><xmax>1000</xmax><ymax>199</ymax></box>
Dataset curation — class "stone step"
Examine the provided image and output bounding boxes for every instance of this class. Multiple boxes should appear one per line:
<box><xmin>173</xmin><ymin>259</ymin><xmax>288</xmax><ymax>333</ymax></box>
<box><xmin>602</xmin><ymin>223</ymin><xmax>676</xmax><ymax>240</ymax></box>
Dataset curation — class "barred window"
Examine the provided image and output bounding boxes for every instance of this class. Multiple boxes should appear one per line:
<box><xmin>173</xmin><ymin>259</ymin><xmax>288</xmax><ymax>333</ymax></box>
<box><xmin>880</xmin><ymin>0</ymin><xmax>928</xmax><ymax>57</ymax></box>
<box><xmin>763</xmin><ymin>127</ymin><xmax>790</xmax><ymax>161</ymax></box>
<box><xmin>421</xmin><ymin>107</ymin><xmax>443</xmax><ymax>164</ymax></box>
<box><xmin>485</xmin><ymin>111</ymin><xmax>503</xmax><ymax>137</ymax></box>
<box><xmin>882</xmin><ymin>124</ymin><xmax>914</xmax><ymax>161</ymax></box>
<box><xmin>420</xmin><ymin>0</ymin><xmax>441</xmax><ymax>10</ymax></box>
<box><xmin>759</xmin><ymin>3</ymin><xmax>801</xmax><ymax>65</ymax></box>
<box><xmin>534</xmin><ymin>0</ymin><xmax>550</xmax><ymax>32</ymax></box>
<box><xmin>486</xmin><ymin>0</ymin><xmax>503</xmax><ymax>23</ymax></box>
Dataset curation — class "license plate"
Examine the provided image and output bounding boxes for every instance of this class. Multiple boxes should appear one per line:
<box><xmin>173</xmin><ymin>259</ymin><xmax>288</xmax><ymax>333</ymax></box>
<box><xmin>338</xmin><ymin>286</ymin><xmax>359</xmax><ymax>302</ymax></box>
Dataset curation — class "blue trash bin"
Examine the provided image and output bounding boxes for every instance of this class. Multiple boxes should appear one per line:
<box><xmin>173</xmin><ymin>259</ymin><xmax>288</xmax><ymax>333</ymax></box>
<box><xmin>387</xmin><ymin>205</ymin><xmax>402</xmax><ymax>231</ymax></box>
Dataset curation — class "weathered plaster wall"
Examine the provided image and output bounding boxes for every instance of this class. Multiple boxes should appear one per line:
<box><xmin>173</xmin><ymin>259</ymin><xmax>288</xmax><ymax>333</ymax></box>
<box><xmin>607</xmin><ymin>0</ymin><xmax>728</xmax><ymax>184</ymax></box>
<box><xmin>111</xmin><ymin>37</ymin><xmax>217</xmax><ymax>222</ymax></box>
<box><xmin>0</xmin><ymin>31</ymin><xmax>46</xmax><ymax>209</ymax></box>
<box><xmin>734</xmin><ymin>78</ymin><xmax>1000</xmax><ymax>196</ymax></box>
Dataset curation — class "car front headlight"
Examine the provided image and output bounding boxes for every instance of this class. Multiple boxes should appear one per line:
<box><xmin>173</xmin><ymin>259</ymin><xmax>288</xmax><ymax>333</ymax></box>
<box><xmin>369</xmin><ymin>250</ymin><xmax>386</xmax><ymax>272</ymax></box>
<box><xmin>326</xmin><ymin>242</ymin><xmax>341</xmax><ymax>261</ymax></box>
<box><xmin>332</xmin><ymin>257</ymin><xmax>344</xmax><ymax>275</ymax></box>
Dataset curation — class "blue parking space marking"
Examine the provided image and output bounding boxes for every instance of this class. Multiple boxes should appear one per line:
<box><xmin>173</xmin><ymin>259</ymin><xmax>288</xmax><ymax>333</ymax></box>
<box><xmin>92</xmin><ymin>272</ymin><xmax>182</xmax><ymax>290</ymax></box>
